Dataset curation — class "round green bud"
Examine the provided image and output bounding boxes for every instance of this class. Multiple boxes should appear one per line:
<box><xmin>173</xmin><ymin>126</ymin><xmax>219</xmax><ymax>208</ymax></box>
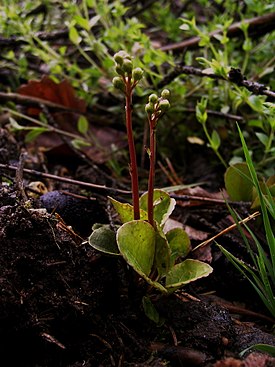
<box><xmin>112</xmin><ymin>76</ymin><xmax>125</xmax><ymax>91</ymax></box>
<box><xmin>122</xmin><ymin>59</ymin><xmax>133</xmax><ymax>73</ymax></box>
<box><xmin>145</xmin><ymin>103</ymin><xmax>154</xmax><ymax>114</ymax></box>
<box><xmin>132</xmin><ymin>67</ymin><xmax>143</xmax><ymax>81</ymax></box>
<box><xmin>159</xmin><ymin>99</ymin><xmax>170</xmax><ymax>111</ymax></box>
<box><xmin>149</xmin><ymin>94</ymin><xmax>158</xmax><ymax>103</ymax></box>
<box><xmin>115</xmin><ymin>65</ymin><xmax>124</xmax><ymax>76</ymax></box>
<box><xmin>114</xmin><ymin>50</ymin><xmax>128</xmax><ymax>64</ymax></box>
<box><xmin>161</xmin><ymin>89</ymin><xmax>170</xmax><ymax>99</ymax></box>
<box><xmin>114</xmin><ymin>53</ymin><xmax>123</xmax><ymax>65</ymax></box>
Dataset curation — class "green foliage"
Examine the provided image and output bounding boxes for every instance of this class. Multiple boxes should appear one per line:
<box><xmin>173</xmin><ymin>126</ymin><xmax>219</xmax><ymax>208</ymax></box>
<box><xmin>89</xmin><ymin>189</ymin><xmax>213</xmax><ymax>294</ymax></box>
<box><xmin>196</xmin><ymin>98</ymin><xmax>226</xmax><ymax>167</ymax></box>
<box><xmin>0</xmin><ymin>0</ymin><xmax>274</xmax><ymax>174</ymax></box>
<box><xmin>225</xmin><ymin>163</ymin><xmax>253</xmax><ymax>201</ymax></box>
<box><xmin>240</xmin><ymin>343</ymin><xmax>275</xmax><ymax>357</ymax></box>
<box><xmin>219</xmin><ymin>125</ymin><xmax>275</xmax><ymax>318</ymax></box>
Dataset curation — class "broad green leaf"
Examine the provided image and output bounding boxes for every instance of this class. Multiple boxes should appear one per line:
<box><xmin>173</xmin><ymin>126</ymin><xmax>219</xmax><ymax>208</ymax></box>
<box><xmin>77</xmin><ymin>115</ymin><xmax>89</xmax><ymax>135</ymax></box>
<box><xmin>88</xmin><ymin>225</ymin><xmax>120</xmax><ymax>255</ymax></box>
<box><xmin>154</xmin><ymin>225</ymin><xmax>171</xmax><ymax>277</ymax></box>
<box><xmin>109</xmin><ymin>197</ymin><xmax>147</xmax><ymax>223</ymax></box>
<box><xmin>165</xmin><ymin>259</ymin><xmax>213</xmax><ymax>290</ymax></box>
<box><xmin>224</xmin><ymin>163</ymin><xmax>253</xmax><ymax>201</ymax></box>
<box><xmin>25</xmin><ymin>127</ymin><xmax>48</xmax><ymax>143</ymax></box>
<box><xmin>69</xmin><ymin>26</ymin><xmax>82</xmax><ymax>45</ymax></box>
<box><xmin>166</xmin><ymin>228</ymin><xmax>191</xmax><ymax>266</ymax></box>
<box><xmin>117</xmin><ymin>220</ymin><xmax>155</xmax><ymax>277</ymax></box>
<box><xmin>139</xmin><ymin>189</ymin><xmax>176</xmax><ymax>227</ymax></box>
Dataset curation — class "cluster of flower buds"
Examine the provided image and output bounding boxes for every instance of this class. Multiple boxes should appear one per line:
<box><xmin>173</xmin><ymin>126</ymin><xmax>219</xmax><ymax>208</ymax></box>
<box><xmin>145</xmin><ymin>89</ymin><xmax>170</xmax><ymax>120</ymax></box>
<box><xmin>112</xmin><ymin>50</ymin><xmax>143</xmax><ymax>92</ymax></box>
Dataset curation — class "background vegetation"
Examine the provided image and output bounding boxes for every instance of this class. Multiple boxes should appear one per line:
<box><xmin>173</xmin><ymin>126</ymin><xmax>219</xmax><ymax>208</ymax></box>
<box><xmin>0</xmin><ymin>0</ymin><xmax>274</xmax><ymax>183</ymax></box>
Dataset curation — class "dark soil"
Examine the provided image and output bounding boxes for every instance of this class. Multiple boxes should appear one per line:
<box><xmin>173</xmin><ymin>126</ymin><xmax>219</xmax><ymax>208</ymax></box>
<box><xmin>0</xmin><ymin>127</ymin><xmax>275</xmax><ymax>367</ymax></box>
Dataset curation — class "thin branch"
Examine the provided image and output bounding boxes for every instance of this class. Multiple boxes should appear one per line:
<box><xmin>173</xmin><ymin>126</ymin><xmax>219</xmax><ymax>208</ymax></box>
<box><xmin>0</xmin><ymin>163</ymin><xmax>131</xmax><ymax>195</ymax></box>
<box><xmin>192</xmin><ymin>211</ymin><xmax>260</xmax><ymax>252</ymax></box>
<box><xmin>158</xmin><ymin>65</ymin><xmax>275</xmax><ymax>99</ymax></box>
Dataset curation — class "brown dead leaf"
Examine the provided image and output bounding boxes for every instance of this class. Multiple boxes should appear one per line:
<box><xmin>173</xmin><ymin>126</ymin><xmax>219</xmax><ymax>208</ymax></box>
<box><xmin>184</xmin><ymin>225</ymin><xmax>209</xmax><ymax>241</ymax></box>
<box><xmin>17</xmin><ymin>76</ymin><xmax>86</xmax><ymax>114</ymax></box>
<box><xmin>17</xmin><ymin>77</ymin><xmax>127</xmax><ymax>164</ymax></box>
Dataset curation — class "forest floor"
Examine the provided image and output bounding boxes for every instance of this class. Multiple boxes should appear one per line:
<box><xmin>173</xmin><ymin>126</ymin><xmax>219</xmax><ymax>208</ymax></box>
<box><xmin>0</xmin><ymin>119</ymin><xmax>275</xmax><ymax>367</ymax></box>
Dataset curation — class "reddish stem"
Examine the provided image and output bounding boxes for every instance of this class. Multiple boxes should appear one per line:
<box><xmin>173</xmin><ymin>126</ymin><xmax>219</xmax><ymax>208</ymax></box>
<box><xmin>147</xmin><ymin>117</ymin><xmax>156</xmax><ymax>227</ymax></box>
<box><xmin>125</xmin><ymin>78</ymin><xmax>140</xmax><ymax>220</ymax></box>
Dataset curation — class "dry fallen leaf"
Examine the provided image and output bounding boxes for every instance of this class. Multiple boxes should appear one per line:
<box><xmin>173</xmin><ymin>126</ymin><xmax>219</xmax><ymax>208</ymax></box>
<box><xmin>17</xmin><ymin>75</ymin><xmax>87</xmax><ymax>114</ymax></box>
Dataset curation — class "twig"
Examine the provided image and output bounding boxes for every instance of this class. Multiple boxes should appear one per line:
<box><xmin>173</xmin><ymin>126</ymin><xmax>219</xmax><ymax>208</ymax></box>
<box><xmin>0</xmin><ymin>163</ymin><xmax>131</xmax><ymax>195</ymax></box>
<box><xmin>171</xmin><ymin>194</ymin><xmax>250</xmax><ymax>206</ymax></box>
<box><xmin>165</xmin><ymin>157</ymin><xmax>182</xmax><ymax>185</ymax></box>
<box><xmin>228</xmin><ymin>68</ymin><xmax>275</xmax><ymax>98</ymax></box>
<box><xmin>192</xmin><ymin>211</ymin><xmax>260</xmax><ymax>252</ymax></box>
<box><xmin>40</xmin><ymin>332</ymin><xmax>66</xmax><ymax>349</ymax></box>
<box><xmin>158</xmin><ymin>65</ymin><xmax>275</xmax><ymax>99</ymax></box>
<box><xmin>159</xmin><ymin>12</ymin><xmax>275</xmax><ymax>52</ymax></box>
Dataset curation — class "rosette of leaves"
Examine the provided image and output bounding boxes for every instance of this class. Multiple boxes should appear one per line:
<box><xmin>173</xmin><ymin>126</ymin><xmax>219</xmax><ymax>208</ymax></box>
<box><xmin>89</xmin><ymin>190</ymin><xmax>213</xmax><ymax>293</ymax></box>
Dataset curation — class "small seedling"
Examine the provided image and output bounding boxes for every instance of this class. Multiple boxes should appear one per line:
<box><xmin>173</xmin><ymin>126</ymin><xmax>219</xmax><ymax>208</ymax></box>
<box><xmin>88</xmin><ymin>51</ymin><xmax>213</xmax><ymax>300</ymax></box>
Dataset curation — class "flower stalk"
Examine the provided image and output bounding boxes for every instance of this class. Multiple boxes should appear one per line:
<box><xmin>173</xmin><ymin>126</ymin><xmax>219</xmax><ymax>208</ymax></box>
<box><xmin>112</xmin><ymin>51</ymin><xmax>143</xmax><ymax>220</ymax></box>
<box><xmin>145</xmin><ymin>90</ymin><xmax>170</xmax><ymax>227</ymax></box>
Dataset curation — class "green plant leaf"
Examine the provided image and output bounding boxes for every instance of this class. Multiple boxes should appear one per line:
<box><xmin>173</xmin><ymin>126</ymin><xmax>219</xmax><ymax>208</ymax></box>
<box><xmin>88</xmin><ymin>225</ymin><xmax>120</xmax><ymax>255</ymax></box>
<box><xmin>166</xmin><ymin>228</ymin><xmax>191</xmax><ymax>266</ymax></box>
<box><xmin>117</xmin><ymin>220</ymin><xmax>155</xmax><ymax>277</ymax></box>
<box><xmin>74</xmin><ymin>15</ymin><xmax>90</xmax><ymax>31</ymax></box>
<box><xmin>240</xmin><ymin>344</ymin><xmax>275</xmax><ymax>357</ymax></box>
<box><xmin>165</xmin><ymin>259</ymin><xmax>213</xmax><ymax>290</ymax></box>
<box><xmin>224</xmin><ymin>162</ymin><xmax>253</xmax><ymax>201</ymax></box>
<box><xmin>142</xmin><ymin>296</ymin><xmax>164</xmax><ymax>325</ymax></box>
<box><xmin>248</xmin><ymin>95</ymin><xmax>264</xmax><ymax>113</ymax></box>
<box><xmin>69</xmin><ymin>26</ymin><xmax>82</xmax><ymax>45</ymax></box>
<box><xmin>211</xmin><ymin>130</ymin><xmax>221</xmax><ymax>150</ymax></box>
<box><xmin>25</xmin><ymin>127</ymin><xmax>48</xmax><ymax>142</ymax></box>
<box><xmin>255</xmin><ymin>132</ymin><xmax>269</xmax><ymax>147</ymax></box>
<box><xmin>154</xmin><ymin>225</ymin><xmax>171</xmax><ymax>277</ymax></box>
<box><xmin>77</xmin><ymin>115</ymin><xmax>89</xmax><ymax>135</ymax></box>
<box><xmin>139</xmin><ymin>189</ymin><xmax>176</xmax><ymax>227</ymax></box>
<box><xmin>109</xmin><ymin>197</ymin><xmax>147</xmax><ymax>223</ymax></box>
<box><xmin>71</xmin><ymin>138</ymin><xmax>91</xmax><ymax>149</ymax></box>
